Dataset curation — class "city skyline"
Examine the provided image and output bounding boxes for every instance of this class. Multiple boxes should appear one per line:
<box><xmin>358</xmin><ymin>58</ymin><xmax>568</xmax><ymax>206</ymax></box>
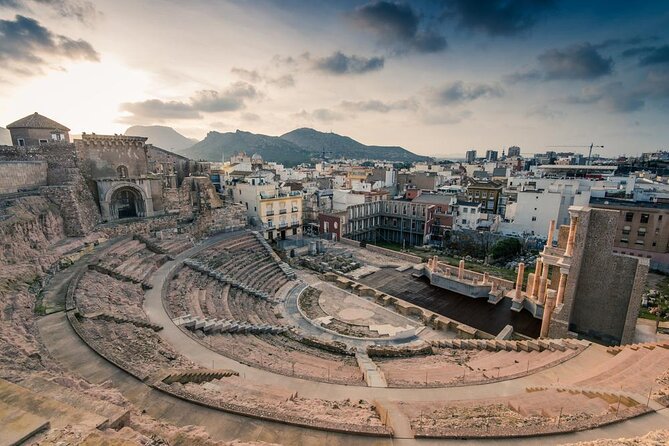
<box><xmin>1</xmin><ymin>0</ymin><xmax>668</xmax><ymax>157</ymax></box>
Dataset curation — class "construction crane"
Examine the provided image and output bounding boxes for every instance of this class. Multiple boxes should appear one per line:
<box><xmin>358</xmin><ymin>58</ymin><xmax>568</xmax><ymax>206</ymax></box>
<box><xmin>546</xmin><ymin>143</ymin><xmax>604</xmax><ymax>165</ymax></box>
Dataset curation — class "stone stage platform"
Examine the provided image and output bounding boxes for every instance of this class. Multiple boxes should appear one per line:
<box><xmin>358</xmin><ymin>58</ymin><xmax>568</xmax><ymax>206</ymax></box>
<box><xmin>359</xmin><ymin>267</ymin><xmax>541</xmax><ymax>338</ymax></box>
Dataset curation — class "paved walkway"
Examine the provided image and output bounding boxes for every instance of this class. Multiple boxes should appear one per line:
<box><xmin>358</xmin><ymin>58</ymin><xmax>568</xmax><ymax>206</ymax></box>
<box><xmin>35</xmin><ymin>231</ymin><xmax>669</xmax><ymax>445</ymax></box>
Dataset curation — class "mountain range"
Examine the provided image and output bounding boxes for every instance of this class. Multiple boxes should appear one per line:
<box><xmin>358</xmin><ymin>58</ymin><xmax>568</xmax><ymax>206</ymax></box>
<box><xmin>125</xmin><ymin>125</ymin><xmax>198</xmax><ymax>151</ymax></box>
<box><xmin>125</xmin><ymin>126</ymin><xmax>429</xmax><ymax>166</ymax></box>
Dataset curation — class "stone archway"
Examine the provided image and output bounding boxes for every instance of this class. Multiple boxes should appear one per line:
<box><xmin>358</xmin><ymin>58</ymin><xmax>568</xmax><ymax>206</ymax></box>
<box><xmin>110</xmin><ymin>186</ymin><xmax>146</xmax><ymax>220</ymax></box>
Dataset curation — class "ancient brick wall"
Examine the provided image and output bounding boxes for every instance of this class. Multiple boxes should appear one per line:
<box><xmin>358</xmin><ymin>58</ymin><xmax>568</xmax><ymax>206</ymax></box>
<box><xmin>0</xmin><ymin>161</ymin><xmax>47</xmax><ymax>194</ymax></box>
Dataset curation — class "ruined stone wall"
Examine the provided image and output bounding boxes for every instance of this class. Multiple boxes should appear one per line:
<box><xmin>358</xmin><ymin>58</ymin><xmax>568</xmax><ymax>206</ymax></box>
<box><xmin>0</xmin><ymin>196</ymin><xmax>65</xmax><ymax>264</ymax></box>
<box><xmin>40</xmin><ymin>169</ymin><xmax>100</xmax><ymax>236</ymax></box>
<box><xmin>190</xmin><ymin>204</ymin><xmax>247</xmax><ymax>238</ymax></box>
<box><xmin>550</xmin><ymin>207</ymin><xmax>647</xmax><ymax>345</ymax></box>
<box><xmin>0</xmin><ymin>161</ymin><xmax>47</xmax><ymax>194</ymax></box>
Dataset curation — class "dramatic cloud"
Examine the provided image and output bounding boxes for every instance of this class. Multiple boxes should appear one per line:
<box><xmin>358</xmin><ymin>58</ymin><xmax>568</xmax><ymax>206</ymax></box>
<box><xmin>638</xmin><ymin>45</ymin><xmax>669</xmax><ymax>66</ymax></box>
<box><xmin>537</xmin><ymin>43</ymin><xmax>613</xmax><ymax>80</ymax></box>
<box><xmin>440</xmin><ymin>0</ymin><xmax>555</xmax><ymax>37</ymax></box>
<box><xmin>231</xmin><ymin>67</ymin><xmax>295</xmax><ymax>88</ymax></box>
<box><xmin>121</xmin><ymin>99</ymin><xmax>202</xmax><ymax>121</ymax></box>
<box><xmin>121</xmin><ymin>82</ymin><xmax>259</xmax><ymax>122</ymax></box>
<box><xmin>621</xmin><ymin>46</ymin><xmax>657</xmax><ymax>59</ymax></box>
<box><xmin>266</xmin><ymin>74</ymin><xmax>295</xmax><ymax>88</ymax></box>
<box><xmin>349</xmin><ymin>1</ymin><xmax>447</xmax><ymax>54</ymax></box>
<box><xmin>231</xmin><ymin>67</ymin><xmax>262</xmax><ymax>83</ymax></box>
<box><xmin>340</xmin><ymin>98</ymin><xmax>417</xmax><ymax>113</ymax></box>
<box><xmin>295</xmin><ymin>108</ymin><xmax>345</xmax><ymax>122</ymax></box>
<box><xmin>32</xmin><ymin>0</ymin><xmax>98</xmax><ymax>23</ymax></box>
<box><xmin>430</xmin><ymin>81</ymin><xmax>504</xmax><ymax>105</ymax></box>
<box><xmin>565</xmin><ymin>83</ymin><xmax>645</xmax><ymax>113</ymax></box>
<box><xmin>507</xmin><ymin>43</ymin><xmax>613</xmax><ymax>83</ymax></box>
<box><xmin>191</xmin><ymin>82</ymin><xmax>257</xmax><ymax>112</ymax></box>
<box><xmin>0</xmin><ymin>0</ymin><xmax>99</xmax><ymax>23</ymax></box>
<box><xmin>314</xmin><ymin>51</ymin><xmax>384</xmax><ymax>75</ymax></box>
<box><xmin>0</xmin><ymin>15</ymin><xmax>98</xmax><ymax>73</ymax></box>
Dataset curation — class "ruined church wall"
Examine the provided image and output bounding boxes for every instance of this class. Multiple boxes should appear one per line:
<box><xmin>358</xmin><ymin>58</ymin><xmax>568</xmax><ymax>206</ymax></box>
<box><xmin>0</xmin><ymin>161</ymin><xmax>47</xmax><ymax>194</ymax></box>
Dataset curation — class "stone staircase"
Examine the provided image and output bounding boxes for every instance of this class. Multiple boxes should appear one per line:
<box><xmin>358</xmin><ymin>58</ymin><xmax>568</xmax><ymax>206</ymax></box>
<box><xmin>161</xmin><ymin>369</ymin><xmax>239</xmax><ymax>385</ymax></box>
<box><xmin>173</xmin><ymin>314</ymin><xmax>290</xmax><ymax>335</ymax></box>
<box><xmin>355</xmin><ymin>350</ymin><xmax>388</xmax><ymax>388</ymax></box>
<box><xmin>88</xmin><ymin>263</ymin><xmax>152</xmax><ymax>289</ymax></box>
<box><xmin>606</xmin><ymin>341</ymin><xmax>669</xmax><ymax>355</ymax></box>
<box><xmin>82</xmin><ymin>311</ymin><xmax>163</xmax><ymax>332</ymax></box>
<box><xmin>526</xmin><ymin>385</ymin><xmax>642</xmax><ymax>408</ymax></box>
<box><xmin>133</xmin><ymin>234</ymin><xmax>174</xmax><ymax>259</ymax></box>
<box><xmin>431</xmin><ymin>337</ymin><xmax>588</xmax><ymax>353</ymax></box>
<box><xmin>252</xmin><ymin>231</ymin><xmax>297</xmax><ymax>280</ymax></box>
<box><xmin>183</xmin><ymin>259</ymin><xmax>276</xmax><ymax>302</ymax></box>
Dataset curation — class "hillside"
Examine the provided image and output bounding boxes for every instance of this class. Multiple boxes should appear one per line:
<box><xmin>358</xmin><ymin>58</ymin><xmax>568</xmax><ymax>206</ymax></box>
<box><xmin>181</xmin><ymin>130</ymin><xmax>311</xmax><ymax>166</ymax></box>
<box><xmin>280</xmin><ymin>128</ymin><xmax>429</xmax><ymax>162</ymax></box>
<box><xmin>125</xmin><ymin>125</ymin><xmax>197</xmax><ymax>151</ymax></box>
<box><xmin>0</xmin><ymin>127</ymin><xmax>11</xmax><ymax>146</ymax></box>
<box><xmin>179</xmin><ymin>127</ymin><xmax>429</xmax><ymax>165</ymax></box>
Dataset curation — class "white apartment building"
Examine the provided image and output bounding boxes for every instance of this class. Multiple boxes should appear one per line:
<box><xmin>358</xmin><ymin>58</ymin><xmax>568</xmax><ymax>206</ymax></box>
<box><xmin>501</xmin><ymin>178</ymin><xmax>591</xmax><ymax>239</ymax></box>
<box><xmin>454</xmin><ymin>201</ymin><xmax>482</xmax><ymax>230</ymax></box>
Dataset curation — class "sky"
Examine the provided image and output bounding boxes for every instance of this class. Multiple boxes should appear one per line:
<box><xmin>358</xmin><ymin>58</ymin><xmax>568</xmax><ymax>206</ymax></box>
<box><xmin>0</xmin><ymin>0</ymin><xmax>668</xmax><ymax>158</ymax></box>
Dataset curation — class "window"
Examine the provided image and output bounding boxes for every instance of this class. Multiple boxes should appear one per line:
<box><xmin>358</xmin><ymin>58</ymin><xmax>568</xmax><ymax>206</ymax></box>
<box><xmin>641</xmin><ymin>213</ymin><xmax>649</xmax><ymax>223</ymax></box>
<box><xmin>39</xmin><ymin>139</ymin><xmax>48</xmax><ymax>145</ymax></box>
<box><xmin>117</xmin><ymin>165</ymin><xmax>128</xmax><ymax>178</ymax></box>
<box><xmin>659</xmin><ymin>215</ymin><xmax>663</xmax><ymax>221</ymax></box>
<box><xmin>462</xmin><ymin>208</ymin><xmax>468</xmax><ymax>213</ymax></box>
<box><xmin>638</xmin><ymin>228</ymin><xmax>646</xmax><ymax>237</ymax></box>
<box><xmin>635</xmin><ymin>240</ymin><xmax>645</xmax><ymax>246</ymax></box>
<box><xmin>620</xmin><ymin>238</ymin><xmax>629</xmax><ymax>244</ymax></box>
<box><xmin>531</xmin><ymin>216</ymin><xmax>537</xmax><ymax>221</ymax></box>
<box><xmin>625</xmin><ymin>212</ymin><xmax>634</xmax><ymax>222</ymax></box>
<box><xmin>17</xmin><ymin>138</ymin><xmax>25</xmax><ymax>147</ymax></box>
<box><xmin>622</xmin><ymin>225</ymin><xmax>631</xmax><ymax>235</ymax></box>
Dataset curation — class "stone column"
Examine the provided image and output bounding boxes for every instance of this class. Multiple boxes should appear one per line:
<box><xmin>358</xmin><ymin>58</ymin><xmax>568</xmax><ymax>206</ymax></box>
<box><xmin>483</xmin><ymin>272</ymin><xmax>490</xmax><ymax>284</ymax></box>
<box><xmin>514</xmin><ymin>262</ymin><xmax>525</xmax><ymax>301</ymax></box>
<box><xmin>564</xmin><ymin>214</ymin><xmax>578</xmax><ymax>257</ymax></box>
<box><xmin>555</xmin><ymin>272</ymin><xmax>568</xmax><ymax>306</ymax></box>
<box><xmin>458</xmin><ymin>259</ymin><xmax>465</xmax><ymax>280</ymax></box>
<box><xmin>538</xmin><ymin>264</ymin><xmax>549</xmax><ymax>304</ymax></box>
<box><xmin>540</xmin><ymin>289</ymin><xmax>557</xmax><ymax>338</ymax></box>
<box><xmin>531</xmin><ymin>260</ymin><xmax>543</xmax><ymax>298</ymax></box>
<box><xmin>546</xmin><ymin>219</ymin><xmax>556</xmax><ymax>248</ymax></box>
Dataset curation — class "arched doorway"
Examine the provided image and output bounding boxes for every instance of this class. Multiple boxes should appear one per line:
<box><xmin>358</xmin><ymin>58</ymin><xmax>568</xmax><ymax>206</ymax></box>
<box><xmin>110</xmin><ymin>186</ymin><xmax>145</xmax><ymax>220</ymax></box>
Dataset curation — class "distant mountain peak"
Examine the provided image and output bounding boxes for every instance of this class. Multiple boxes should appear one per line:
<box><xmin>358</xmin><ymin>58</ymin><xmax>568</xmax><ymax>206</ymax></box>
<box><xmin>124</xmin><ymin>125</ymin><xmax>198</xmax><ymax>151</ymax></box>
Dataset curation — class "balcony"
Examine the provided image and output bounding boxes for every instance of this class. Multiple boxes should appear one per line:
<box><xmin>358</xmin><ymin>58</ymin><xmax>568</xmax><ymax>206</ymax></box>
<box><xmin>279</xmin><ymin>208</ymin><xmax>287</xmax><ymax>214</ymax></box>
<box><xmin>292</xmin><ymin>207</ymin><xmax>299</xmax><ymax>212</ymax></box>
<box><xmin>266</xmin><ymin>210</ymin><xmax>275</xmax><ymax>216</ymax></box>
<box><xmin>279</xmin><ymin>222</ymin><xmax>288</xmax><ymax>228</ymax></box>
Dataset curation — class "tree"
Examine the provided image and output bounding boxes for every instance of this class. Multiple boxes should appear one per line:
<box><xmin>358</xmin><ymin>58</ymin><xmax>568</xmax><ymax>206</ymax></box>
<box><xmin>490</xmin><ymin>237</ymin><xmax>522</xmax><ymax>260</ymax></box>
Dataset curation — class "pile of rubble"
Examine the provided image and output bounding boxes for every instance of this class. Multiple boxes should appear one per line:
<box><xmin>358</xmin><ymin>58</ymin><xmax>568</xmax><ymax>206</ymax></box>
<box><xmin>299</xmin><ymin>254</ymin><xmax>361</xmax><ymax>274</ymax></box>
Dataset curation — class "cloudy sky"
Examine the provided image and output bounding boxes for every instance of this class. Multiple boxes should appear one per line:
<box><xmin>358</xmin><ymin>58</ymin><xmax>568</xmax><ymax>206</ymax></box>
<box><xmin>0</xmin><ymin>0</ymin><xmax>668</xmax><ymax>157</ymax></box>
